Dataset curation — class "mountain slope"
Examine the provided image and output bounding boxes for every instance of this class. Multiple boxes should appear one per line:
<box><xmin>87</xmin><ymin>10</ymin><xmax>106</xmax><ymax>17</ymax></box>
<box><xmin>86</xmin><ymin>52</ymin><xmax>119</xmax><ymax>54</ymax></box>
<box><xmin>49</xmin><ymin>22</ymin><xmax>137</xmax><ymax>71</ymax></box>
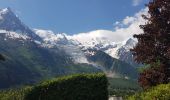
<box><xmin>0</xmin><ymin>8</ymin><xmax>100</xmax><ymax>89</ymax></box>
<box><xmin>0</xmin><ymin>8</ymin><xmax>41</xmax><ymax>40</ymax></box>
<box><xmin>0</xmin><ymin>8</ymin><xmax>139</xmax><ymax>89</ymax></box>
<box><xmin>0</xmin><ymin>32</ymin><xmax>100</xmax><ymax>88</ymax></box>
<box><xmin>34</xmin><ymin>29</ymin><xmax>139</xmax><ymax>79</ymax></box>
<box><xmin>34</xmin><ymin>29</ymin><xmax>140</xmax><ymax>68</ymax></box>
<box><xmin>84</xmin><ymin>49</ymin><xmax>138</xmax><ymax>79</ymax></box>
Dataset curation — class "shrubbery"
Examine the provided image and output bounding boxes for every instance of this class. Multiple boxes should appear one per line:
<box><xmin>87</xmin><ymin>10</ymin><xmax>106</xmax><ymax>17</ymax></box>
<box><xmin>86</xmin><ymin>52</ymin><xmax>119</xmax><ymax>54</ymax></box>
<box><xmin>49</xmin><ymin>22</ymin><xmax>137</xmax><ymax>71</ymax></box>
<box><xmin>25</xmin><ymin>73</ymin><xmax>108</xmax><ymax>100</ymax></box>
<box><xmin>0</xmin><ymin>73</ymin><xmax>108</xmax><ymax>100</ymax></box>
<box><xmin>127</xmin><ymin>84</ymin><xmax>170</xmax><ymax>100</ymax></box>
<box><xmin>0</xmin><ymin>87</ymin><xmax>31</xmax><ymax>100</ymax></box>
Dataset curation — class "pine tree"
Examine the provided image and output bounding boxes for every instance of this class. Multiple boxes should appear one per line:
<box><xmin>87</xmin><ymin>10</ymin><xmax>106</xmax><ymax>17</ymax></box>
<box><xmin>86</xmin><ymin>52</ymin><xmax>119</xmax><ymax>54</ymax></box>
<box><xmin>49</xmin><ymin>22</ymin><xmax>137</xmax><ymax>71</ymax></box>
<box><xmin>131</xmin><ymin>0</ymin><xmax>170</xmax><ymax>89</ymax></box>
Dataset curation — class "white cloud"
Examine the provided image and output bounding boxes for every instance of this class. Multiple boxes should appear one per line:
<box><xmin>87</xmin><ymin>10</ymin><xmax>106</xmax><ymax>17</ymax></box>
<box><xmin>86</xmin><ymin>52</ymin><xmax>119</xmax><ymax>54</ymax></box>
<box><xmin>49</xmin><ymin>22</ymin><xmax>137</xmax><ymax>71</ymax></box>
<box><xmin>132</xmin><ymin>0</ymin><xmax>142</xmax><ymax>6</ymax></box>
<box><xmin>69</xmin><ymin>8</ymin><xmax>148</xmax><ymax>43</ymax></box>
<box><xmin>122</xmin><ymin>16</ymin><xmax>136</xmax><ymax>25</ymax></box>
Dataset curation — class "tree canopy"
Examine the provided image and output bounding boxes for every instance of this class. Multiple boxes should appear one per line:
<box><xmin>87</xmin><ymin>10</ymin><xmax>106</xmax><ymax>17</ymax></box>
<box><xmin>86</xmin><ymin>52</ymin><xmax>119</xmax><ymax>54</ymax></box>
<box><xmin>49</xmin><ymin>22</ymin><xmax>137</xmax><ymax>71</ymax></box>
<box><xmin>131</xmin><ymin>0</ymin><xmax>170</xmax><ymax>89</ymax></box>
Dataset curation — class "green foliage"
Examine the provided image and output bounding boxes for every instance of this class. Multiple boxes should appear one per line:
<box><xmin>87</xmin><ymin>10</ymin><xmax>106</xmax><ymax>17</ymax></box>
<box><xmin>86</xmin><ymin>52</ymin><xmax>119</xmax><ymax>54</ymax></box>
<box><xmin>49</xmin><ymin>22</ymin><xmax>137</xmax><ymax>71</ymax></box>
<box><xmin>108</xmin><ymin>78</ymin><xmax>141</xmax><ymax>97</ymax></box>
<box><xmin>127</xmin><ymin>84</ymin><xmax>170</xmax><ymax>100</ymax></box>
<box><xmin>25</xmin><ymin>73</ymin><xmax>108</xmax><ymax>100</ymax></box>
<box><xmin>0</xmin><ymin>73</ymin><xmax>108</xmax><ymax>100</ymax></box>
<box><xmin>0</xmin><ymin>87</ymin><xmax>31</xmax><ymax>100</ymax></box>
<box><xmin>137</xmin><ymin>64</ymin><xmax>151</xmax><ymax>73</ymax></box>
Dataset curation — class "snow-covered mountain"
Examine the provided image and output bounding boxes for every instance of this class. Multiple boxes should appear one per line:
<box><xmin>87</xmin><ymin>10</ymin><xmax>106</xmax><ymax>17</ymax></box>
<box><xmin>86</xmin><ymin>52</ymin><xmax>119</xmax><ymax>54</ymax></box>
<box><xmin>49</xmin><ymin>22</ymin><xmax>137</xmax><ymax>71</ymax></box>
<box><xmin>0</xmin><ymin>7</ymin><xmax>139</xmax><ymax>68</ymax></box>
<box><xmin>0</xmin><ymin>7</ymin><xmax>41</xmax><ymax>41</ymax></box>
<box><xmin>34</xmin><ymin>29</ymin><xmax>80</xmax><ymax>46</ymax></box>
<box><xmin>34</xmin><ymin>29</ymin><xmax>139</xmax><ymax>67</ymax></box>
<box><xmin>0</xmin><ymin>8</ymin><xmax>102</xmax><ymax>88</ymax></box>
<box><xmin>0</xmin><ymin>30</ymin><xmax>30</xmax><ymax>40</ymax></box>
<box><xmin>33</xmin><ymin>29</ymin><xmax>139</xmax><ymax>78</ymax></box>
<box><xmin>0</xmin><ymin>7</ymin><xmax>138</xmax><ymax>66</ymax></box>
<box><xmin>0</xmin><ymin>8</ymin><xmax>141</xmax><ymax>88</ymax></box>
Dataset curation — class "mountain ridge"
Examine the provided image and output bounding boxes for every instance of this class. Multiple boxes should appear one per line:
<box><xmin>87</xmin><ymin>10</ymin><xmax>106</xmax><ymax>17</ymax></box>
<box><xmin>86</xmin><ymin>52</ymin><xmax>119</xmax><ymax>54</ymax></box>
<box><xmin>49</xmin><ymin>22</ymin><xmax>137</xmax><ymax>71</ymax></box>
<box><xmin>0</xmin><ymin>8</ymin><xmax>139</xmax><ymax>89</ymax></box>
<box><xmin>34</xmin><ymin>29</ymin><xmax>139</xmax><ymax>67</ymax></box>
<box><xmin>0</xmin><ymin>7</ymin><xmax>41</xmax><ymax>41</ymax></box>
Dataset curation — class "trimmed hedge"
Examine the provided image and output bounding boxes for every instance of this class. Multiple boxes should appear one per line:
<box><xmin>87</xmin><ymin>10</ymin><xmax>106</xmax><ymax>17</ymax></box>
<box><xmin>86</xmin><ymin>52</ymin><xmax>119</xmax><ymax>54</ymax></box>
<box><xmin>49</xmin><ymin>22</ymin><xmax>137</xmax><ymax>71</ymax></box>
<box><xmin>25</xmin><ymin>73</ymin><xmax>108</xmax><ymax>100</ymax></box>
<box><xmin>127</xmin><ymin>84</ymin><xmax>170</xmax><ymax>100</ymax></box>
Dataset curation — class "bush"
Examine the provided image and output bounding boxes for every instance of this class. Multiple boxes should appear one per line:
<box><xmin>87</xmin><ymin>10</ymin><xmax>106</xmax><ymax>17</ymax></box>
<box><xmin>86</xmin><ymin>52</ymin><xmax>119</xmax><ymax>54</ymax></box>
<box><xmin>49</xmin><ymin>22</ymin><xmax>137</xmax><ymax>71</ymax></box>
<box><xmin>25</xmin><ymin>73</ymin><xmax>108</xmax><ymax>100</ymax></box>
<box><xmin>127</xmin><ymin>84</ymin><xmax>170</xmax><ymax>100</ymax></box>
<box><xmin>0</xmin><ymin>87</ymin><xmax>31</xmax><ymax>100</ymax></box>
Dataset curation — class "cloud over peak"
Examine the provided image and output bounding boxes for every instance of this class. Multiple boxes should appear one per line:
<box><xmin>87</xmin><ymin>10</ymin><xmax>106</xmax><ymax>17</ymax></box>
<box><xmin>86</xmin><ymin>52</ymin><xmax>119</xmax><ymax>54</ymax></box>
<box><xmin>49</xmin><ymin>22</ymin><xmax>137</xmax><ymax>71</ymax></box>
<box><xmin>132</xmin><ymin>0</ymin><xmax>142</xmax><ymax>6</ymax></box>
<box><xmin>69</xmin><ymin>8</ymin><xmax>148</xmax><ymax>43</ymax></box>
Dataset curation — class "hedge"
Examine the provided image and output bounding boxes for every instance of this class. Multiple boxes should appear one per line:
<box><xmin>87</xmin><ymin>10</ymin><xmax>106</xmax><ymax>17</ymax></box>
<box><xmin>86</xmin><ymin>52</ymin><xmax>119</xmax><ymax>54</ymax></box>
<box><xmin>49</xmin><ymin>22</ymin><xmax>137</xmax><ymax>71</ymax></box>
<box><xmin>24</xmin><ymin>73</ymin><xmax>108</xmax><ymax>100</ymax></box>
<box><xmin>127</xmin><ymin>84</ymin><xmax>170</xmax><ymax>100</ymax></box>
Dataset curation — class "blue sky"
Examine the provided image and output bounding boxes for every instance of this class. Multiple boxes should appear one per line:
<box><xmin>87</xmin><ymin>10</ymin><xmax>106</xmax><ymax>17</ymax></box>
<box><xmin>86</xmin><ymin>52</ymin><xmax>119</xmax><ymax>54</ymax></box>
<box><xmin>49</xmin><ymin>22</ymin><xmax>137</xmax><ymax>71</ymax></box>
<box><xmin>0</xmin><ymin>0</ymin><xmax>148</xmax><ymax>34</ymax></box>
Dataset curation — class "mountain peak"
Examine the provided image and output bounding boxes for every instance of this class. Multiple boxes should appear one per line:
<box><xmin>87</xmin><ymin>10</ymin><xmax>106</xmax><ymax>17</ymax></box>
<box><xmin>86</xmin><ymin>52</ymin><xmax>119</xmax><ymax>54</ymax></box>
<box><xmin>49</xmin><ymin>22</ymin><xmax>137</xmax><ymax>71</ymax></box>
<box><xmin>0</xmin><ymin>8</ymin><xmax>41</xmax><ymax>41</ymax></box>
<box><xmin>125</xmin><ymin>38</ymin><xmax>136</xmax><ymax>46</ymax></box>
<box><xmin>0</xmin><ymin>7</ymin><xmax>14</xmax><ymax>16</ymax></box>
<box><xmin>0</xmin><ymin>7</ymin><xmax>24</xmax><ymax>31</ymax></box>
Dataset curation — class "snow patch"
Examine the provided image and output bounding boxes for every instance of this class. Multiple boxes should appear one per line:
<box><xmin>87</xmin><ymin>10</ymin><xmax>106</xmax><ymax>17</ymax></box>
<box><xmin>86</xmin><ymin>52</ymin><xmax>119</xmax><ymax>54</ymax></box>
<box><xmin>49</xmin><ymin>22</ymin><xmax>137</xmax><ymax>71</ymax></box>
<box><xmin>0</xmin><ymin>30</ymin><xmax>30</xmax><ymax>40</ymax></box>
